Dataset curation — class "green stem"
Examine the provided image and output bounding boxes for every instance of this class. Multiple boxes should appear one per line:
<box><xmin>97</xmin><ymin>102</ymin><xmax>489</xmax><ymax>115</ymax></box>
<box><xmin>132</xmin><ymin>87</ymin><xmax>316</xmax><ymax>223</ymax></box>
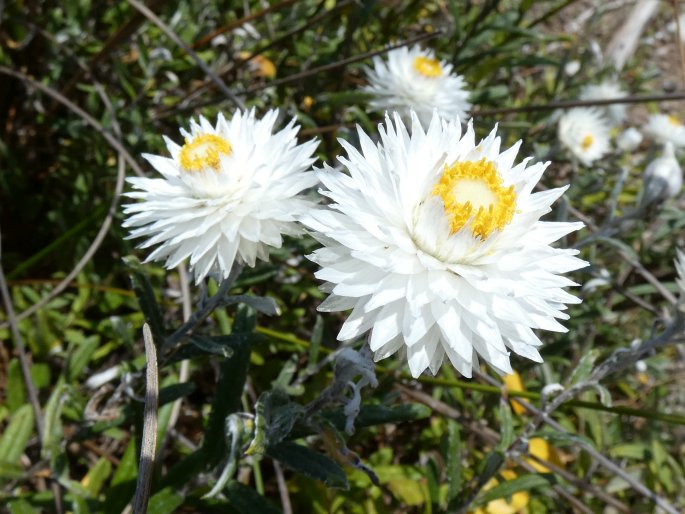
<box><xmin>255</xmin><ymin>326</ymin><xmax>685</xmax><ymax>426</ymax></box>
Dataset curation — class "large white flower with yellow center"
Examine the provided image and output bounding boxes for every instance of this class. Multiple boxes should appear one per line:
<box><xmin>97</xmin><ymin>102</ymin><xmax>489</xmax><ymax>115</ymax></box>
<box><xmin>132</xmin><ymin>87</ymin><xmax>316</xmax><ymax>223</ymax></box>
<box><xmin>557</xmin><ymin>108</ymin><xmax>610</xmax><ymax>166</ymax></box>
<box><xmin>364</xmin><ymin>45</ymin><xmax>471</xmax><ymax>127</ymax></box>
<box><xmin>644</xmin><ymin>113</ymin><xmax>685</xmax><ymax>148</ymax></box>
<box><xmin>123</xmin><ymin>110</ymin><xmax>318</xmax><ymax>282</ymax></box>
<box><xmin>303</xmin><ymin>112</ymin><xmax>587</xmax><ymax>378</ymax></box>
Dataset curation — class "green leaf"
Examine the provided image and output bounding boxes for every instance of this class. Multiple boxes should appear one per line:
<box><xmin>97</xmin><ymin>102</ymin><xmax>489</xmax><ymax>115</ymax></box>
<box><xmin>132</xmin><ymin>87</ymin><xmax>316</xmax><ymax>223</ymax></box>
<box><xmin>0</xmin><ymin>404</ymin><xmax>34</xmax><ymax>464</ymax></box>
<box><xmin>66</xmin><ymin>332</ymin><xmax>99</xmax><ymax>381</ymax></box>
<box><xmin>6</xmin><ymin>359</ymin><xmax>25</xmax><ymax>413</ymax></box>
<box><xmin>147</xmin><ymin>487</ymin><xmax>184</xmax><ymax>514</ymax></box>
<box><xmin>446</xmin><ymin>420</ymin><xmax>462</xmax><ymax>503</ymax></box>
<box><xmin>531</xmin><ymin>430</ymin><xmax>595</xmax><ymax>449</ymax></box>
<box><xmin>41</xmin><ymin>382</ymin><xmax>69</xmax><ymax>462</ymax></box>
<box><xmin>267</xmin><ymin>441</ymin><xmax>348</xmax><ymax>489</ymax></box>
<box><xmin>476</xmin><ymin>474</ymin><xmax>552</xmax><ymax>506</ymax></box>
<box><xmin>164</xmin><ymin>333</ymin><xmax>259</xmax><ymax>365</ymax></box>
<box><xmin>124</xmin><ymin>256</ymin><xmax>166</xmax><ymax>345</ymax></box>
<box><xmin>0</xmin><ymin>460</ymin><xmax>25</xmax><ymax>479</ymax></box>
<box><xmin>568</xmin><ymin>349</ymin><xmax>599</xmax><ymax>386</ymax></box>
<box><xmin>262</xmin><ymin>390</ymin><xmax>304</xmax><ymax>447</ymax></box>
<box><xmin>7</xmin><ymin>499</ymin><xmax>41</xmax><ymax>514</ymax></box>
<box><xmin>82</xmin><ymin>457</ymin><xmax>112</xmax><ymax>496</ymax></box>
<box><xmin>159</xmin><ymin>382</ymin><xmax>195</xmax><ymax>407</ymax></box>
<box><xmin>477</xmin><ymin>451</ymin><xmax>505</xmax><ymax>488</ymax></box>
<box><xmin>497</xmin><ymin>400</ymin><xmax>514</xmax><ymax>451</ymax></box>
<box><xmin>223</xmin><ymin>294</ymin><xmax>279</xmax><ymax>316</ymax></box>
<box><xmin>225</xmin><ymin>480</ymin><xmax>282</xmax><ymax>514</ymax></box>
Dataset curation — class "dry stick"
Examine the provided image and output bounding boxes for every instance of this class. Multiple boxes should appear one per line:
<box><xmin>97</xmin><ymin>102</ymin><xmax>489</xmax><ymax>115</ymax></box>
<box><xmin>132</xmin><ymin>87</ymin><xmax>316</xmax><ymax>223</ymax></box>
<box><xmin>158</xmin><ymin>265</ymin><xmax>192</xmax><ymax>460</ymax></box>
<box><xmin>0</xmin><ymin>230</ymin><xmax>64</xmax><ymax>514</ymax></box>
<box><xmin>0</xmin><ymin>67</ymin><xmax>138</xmax><ymax>331</ymax></box>
<box><xmin>192</xmin><ymin>0</ymin><xmax>297</xmax><ymax>48</ymax></box>
<box><xmin>474</xmin><ymin>92</ymin><xmax>685</xmax><ymax>117</ymax></box>
<box><xmin>238</xmin><ymin>30</ymin><xmax>442</xmax><ymax>95</ymax></box>
<box><xmin>273</xmin><ymin>461</ymin><xmax>293</xmax><ymax>514</ymax></box>
<box><xmin>398</xmin><ymin>387</ymin><xmax>621</xmax><ymax>514</ymax></box>
<box><xmin>474</xmin><ymin>371</ymin><xmax>681</xmax><ymax>514</ymax></box>
<box><xmin>126</xmin><ymin>0</ymin><xmax>245</xmax><ymax>110</ymax></box>
<box><xmin>132</xmin><ymin>323</ymin><xmax>159</xmax><ymax>514</ymax></box>
<box><xmin>673</xmin><ymin>0</ymin><xmax>685</xmax><ymax>91</ymax></box>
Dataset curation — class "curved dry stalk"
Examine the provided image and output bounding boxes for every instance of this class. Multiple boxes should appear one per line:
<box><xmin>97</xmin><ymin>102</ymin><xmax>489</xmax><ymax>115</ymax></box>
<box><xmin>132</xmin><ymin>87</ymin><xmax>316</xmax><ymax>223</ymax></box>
<box><xmin>126</xmin><ymin>0</ymin><xmax>245</xmax><ymax>110</ymax></box>
<box><xmin>0</xmin><ymin>67</ymin><xmax>136</xmax><ymax>331</ymax></box>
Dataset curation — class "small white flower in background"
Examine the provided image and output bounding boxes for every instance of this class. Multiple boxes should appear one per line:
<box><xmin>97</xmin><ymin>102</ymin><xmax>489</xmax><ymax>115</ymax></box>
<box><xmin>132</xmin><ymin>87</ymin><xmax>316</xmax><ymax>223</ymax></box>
<box><xmin>364</xmin><ymin>45</ymin><xmax>471</xmax><ymax>127</ymax></box>
<box><xmin>557</xmin><ymin>108</ymin><xmax>611</xmax><ymax>166</ymax></box>
<box><xmin>123</xmin><ymin>110</ymin><xmax>319</xmax><ymax>283</ymax></box>
<box><xmin>644</xmin><ymin>113</ymin><xmax>685</xmax><ymax>148</ymax></box>
<box><xmin>564</xmin><ymin>60</ymin><xmax>581</xmax><ymax>76</ymax></box>
<box><xmin>640</xmin><ymin>142</ymin><xmax>682</xmax><ymax>208</ymax></box>
<box><xmin>303</xmin><ymin>112</ymin><xmax>587</xmax><ymax>378</ymax></box>
<box><xmin>616</xmin><ymin>127</ymin><xmax>643</xmax><ymax>152</ymax></box>
<box><xmin>579</xmin><ymin>81</ymin><xmax>627</xmax><ymax>126</ymax></box>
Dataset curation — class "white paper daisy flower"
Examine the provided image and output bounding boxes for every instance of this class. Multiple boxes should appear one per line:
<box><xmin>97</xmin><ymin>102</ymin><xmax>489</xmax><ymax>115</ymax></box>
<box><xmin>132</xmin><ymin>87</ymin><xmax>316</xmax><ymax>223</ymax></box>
<box><xmin>644</xmin><ymin>113</ymin><xmax>685</xmax><ymax>148</ymax></box>
<box><xmin>364</xmin><ymin>45</ymin><xmax>471</xmax><ymax>127</ymax></box>
<box><xmin>123</xmin><ymin>109</ymin><xmax>319</xmax><ymax>282</ymax></box>
<box><xmin>579</xmin><ymin>81</ymin><xmax>627</xmax><ymax>126</ymax></box>
<box><xmin>303</xmin><ymin>112</ymin><xmax>587</xmax><ymax>378</ymax></box>
<box><xmin>557</xmin><ymin>108</ymin><xmax>611</xmax><ymax>166</ymax></box>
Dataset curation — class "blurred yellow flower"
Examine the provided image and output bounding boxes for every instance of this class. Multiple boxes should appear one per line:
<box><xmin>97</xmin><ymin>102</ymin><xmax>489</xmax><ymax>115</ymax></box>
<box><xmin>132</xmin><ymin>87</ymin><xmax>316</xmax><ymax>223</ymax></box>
<box><xmin>238</xmin><ymin>51</ymin><xmax>277</xmax><ymax>79</ymax></box>
<box><xmin>502</xmin><ymin>372</ymin><xmax>527</xmax><ymax>415</ymax></box>
<box><xmin>473</xmin><ymin>470</ymin><xmax>529</xmax><ymax>514</ymax></box>
<box><xmin>526</xmin><ymin>438</ymin><xmax>563</xmax><ymax>473</ymax></box>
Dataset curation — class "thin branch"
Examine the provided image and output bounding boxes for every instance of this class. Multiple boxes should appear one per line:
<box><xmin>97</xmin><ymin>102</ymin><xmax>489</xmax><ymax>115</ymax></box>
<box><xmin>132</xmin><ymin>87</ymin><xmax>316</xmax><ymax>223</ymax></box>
<box><xmin>132</xmin><ymin>323</ymin><xmax>159</xmax><ymax>514</ymax></box>
<box><xmin>474</xmin><ymin>92</ymin><xmax>685</xmax><ymax>117</ymax></box>
<box><xmin>673</xmin><ymin>0</ymin><xmax>685</xmax><ymax>92</ymax></box>
<box><xmin>126</xmin><ymin>0</ymin><xmax>245</xmax><ymax>110</ymax></box>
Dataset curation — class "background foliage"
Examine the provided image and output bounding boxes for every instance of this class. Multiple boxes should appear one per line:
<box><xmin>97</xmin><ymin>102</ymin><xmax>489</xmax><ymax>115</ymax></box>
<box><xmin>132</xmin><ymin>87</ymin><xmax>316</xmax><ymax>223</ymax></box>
<box><xmin>2</xmin><ymin>1</ymin><xmax>685</xmax><ymax>513</ymax></box>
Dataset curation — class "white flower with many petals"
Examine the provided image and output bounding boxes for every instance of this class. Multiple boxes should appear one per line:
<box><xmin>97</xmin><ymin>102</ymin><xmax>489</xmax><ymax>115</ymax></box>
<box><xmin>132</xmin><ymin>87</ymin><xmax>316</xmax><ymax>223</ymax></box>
<box><xmin>579</xmin><ymin>81</ymin><xmax>627</xmax><ymax>126</ymax></box>
<box><xmin>364</xmin><ymin>45</ymin><xmax>471</xmax><ymax>127</ymax></box>
<box><xmin>644</xmin><ymin>113</ymin><xmax>685</xmax><ymax>148</ymax></box>
<box><xmin>123</xmin><ymin>110</ymin><xmax>319</xmax><ymax>282</ymax></box>
<box><xmin>557</xmin><ymin>108</ymin><xmax>611</xmax><ymax>166</ymax></box>
<box><xmin>303</xmin><ymin>112</ymin><xmax>587</xmax><ymax>378</ymax></box>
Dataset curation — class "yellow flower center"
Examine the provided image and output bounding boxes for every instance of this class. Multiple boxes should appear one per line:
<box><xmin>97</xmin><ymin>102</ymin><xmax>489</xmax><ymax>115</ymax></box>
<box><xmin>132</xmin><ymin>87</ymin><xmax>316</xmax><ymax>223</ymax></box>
<box><xmin>178</xmin><ymin>134</ymin><xmax>232</xmax><ymax>172</ymax></box>
<box><xmin>580</xmin><ymin>133</ymin><xmax>594</xmax><ymax>151</ymax></box>
<box><xmin>413</xmin><ymin>56</ymin><xmax>443</xmax><ymax>78</ymax></box>
<box><xmin>432</xmin><ymin>158</ymin><xmax>516</xmax><ymax>239</ymax></box>
<box><xmin>668</xmin><ymin>115</ymin><xmax>682</xmax><ymax>127</ymax></box>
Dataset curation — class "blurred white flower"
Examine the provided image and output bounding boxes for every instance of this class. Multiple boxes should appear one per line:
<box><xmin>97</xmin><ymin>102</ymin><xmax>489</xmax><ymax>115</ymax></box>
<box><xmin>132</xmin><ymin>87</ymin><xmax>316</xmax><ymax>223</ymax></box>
<box><xmin>640</xmin><ymin>142</ymin><xmax>682</xmax><ymax>207</ymax></box>
<box><xmin>557</xmin><ymin>108</ymin><xmax>611</xmax><ymax>166</ymax></box>
<box><xmin>303</xmin><ymin>112</ymin><xmax>587</xmax><ymax>378</ymax></box>
<box><xmin>564</xmin><ymin>60</ymin><xmax>581</xmax><ymax>76</ymax></box>
<box><xmin>123</xmin><ymin>110</ymin><xmax>319</xmax><ymax>283</ymax></box>
<box><xmin>644</xmin><ymin>113</ymin><xmax>685</xmax><ymax>148</ymax></box>
<box><xmin>364</xmin><ymin>45</ymin><xmax>471</xmax><ymax>126</ymax></box>
<box><xmin>616</xmin><ymin>127</ymin><xmax>643</xmax><ymax>152</ymax></box>
<box><xmin>579</xmin><ymin>81</ymin><xmax>627</xmax><ymax>126</ymax></box>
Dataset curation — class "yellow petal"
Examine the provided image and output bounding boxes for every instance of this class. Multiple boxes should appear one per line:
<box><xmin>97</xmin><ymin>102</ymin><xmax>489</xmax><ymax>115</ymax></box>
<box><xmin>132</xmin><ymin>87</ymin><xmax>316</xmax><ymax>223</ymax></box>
<box><xmin>526</xmin><ymin>437</ymin><xmax>562</xmax><ymax>473</ymax></box>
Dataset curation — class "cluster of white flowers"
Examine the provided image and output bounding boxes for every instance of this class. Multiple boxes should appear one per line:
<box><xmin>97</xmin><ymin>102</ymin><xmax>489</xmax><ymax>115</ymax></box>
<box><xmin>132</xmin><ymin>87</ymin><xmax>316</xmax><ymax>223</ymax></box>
<box><xmin>124</xmin><ymin>46</ymin><xmax>588</xmax><ymax>379</ymax></box>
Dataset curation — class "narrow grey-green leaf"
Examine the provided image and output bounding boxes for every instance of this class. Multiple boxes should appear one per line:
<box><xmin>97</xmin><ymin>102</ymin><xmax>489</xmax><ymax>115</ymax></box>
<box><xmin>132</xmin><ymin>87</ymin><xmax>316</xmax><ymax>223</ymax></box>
<box><xmin>226</xmin><ymin>480</ymin><xmax>282</xmax><ymax>514</ymax></box>
<box><xmin>147</xmin><ymin>487</ymin><xmax>184</xmax><ymax>514</ymax></box>
<box><xmin>267</xmin><ymin>441</ymin><xmax>348</xmax><ymax>489</ymax></box>
<box><xmin>0</xmin><ymin>404</ymin><xmax>34</xmax><ymax>463</ymax></box>
<box><xmin>475</xmin><ymin>474</ymin><xmax>552</xmax><ymax>506</ymax></box>
<box><xmin>497</xmin><ymin>400</ymin><xmax>514</xmax><ymax>450</ymax></box>
<box><xmin>446</xmin><ymin>420</ymin><xmax>462</xmax><ymax>503</ymax></box>
<box><xmin>568</xmin><ymin>349</ymin><xmax>599</xmax><ymax>386</ymax></box>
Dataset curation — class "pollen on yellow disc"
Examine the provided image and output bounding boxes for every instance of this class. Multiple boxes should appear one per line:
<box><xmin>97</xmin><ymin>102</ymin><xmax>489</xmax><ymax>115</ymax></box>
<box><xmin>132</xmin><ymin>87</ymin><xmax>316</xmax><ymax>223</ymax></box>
<box><xmin>414</xmin><ymin>55</ymin><xmax>443</xmax><ymax>78</ymax></box>
<box><xmin>580</xmin><ymin>133</ymin><xmax>594</xmax><ymax>151</ymax></box>
<box><xmin>472</xmin><ymin>470</ymin><xmax>530</xmax><ymax>514</ymax></box>
<box><xmin>432</xmin><ymin>158</ymin><xmax>516</xmax><ymax>239</ymax></box>
<box><xmin>179</xmin><ymin>134</ymin><xmax>232</xmax><ymax>172</ymax></box>
<box><xmin>667</xmin><ymin>115</ymin><xmax>682</xmax><ymax>127</ymax></box>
